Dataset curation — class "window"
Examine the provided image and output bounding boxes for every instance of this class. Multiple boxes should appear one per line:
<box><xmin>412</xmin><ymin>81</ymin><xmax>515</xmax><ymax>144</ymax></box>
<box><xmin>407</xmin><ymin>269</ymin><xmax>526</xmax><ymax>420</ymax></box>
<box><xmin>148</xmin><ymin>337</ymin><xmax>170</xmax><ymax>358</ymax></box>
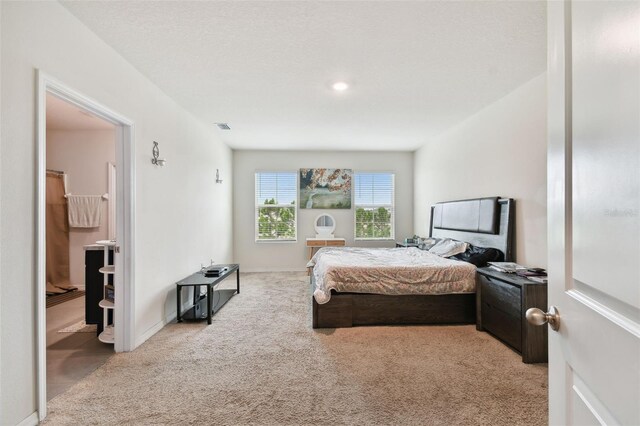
<box><xmin>354</xmin><ymin>172</ymin><xmax>395</xmax><ymax>240</ymax></box>
<box><xmin>255</xmin><ymin>172</ymin><xmax>297</xmax><ymax>241</ymax></box>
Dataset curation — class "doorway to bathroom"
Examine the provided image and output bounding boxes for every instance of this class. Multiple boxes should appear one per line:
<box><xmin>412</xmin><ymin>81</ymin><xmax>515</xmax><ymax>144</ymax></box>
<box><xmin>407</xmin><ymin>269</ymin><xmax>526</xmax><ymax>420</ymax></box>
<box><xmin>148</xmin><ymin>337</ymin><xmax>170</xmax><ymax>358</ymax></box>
<box><xmin>44</xmin><ymin>93</ymin><xmax>116</xmax><ymax>400</ymax></box>
<box><xmin>36</xmin><ymin>72</ymin><xmax>136</xmax><ymax>420</ymax></box>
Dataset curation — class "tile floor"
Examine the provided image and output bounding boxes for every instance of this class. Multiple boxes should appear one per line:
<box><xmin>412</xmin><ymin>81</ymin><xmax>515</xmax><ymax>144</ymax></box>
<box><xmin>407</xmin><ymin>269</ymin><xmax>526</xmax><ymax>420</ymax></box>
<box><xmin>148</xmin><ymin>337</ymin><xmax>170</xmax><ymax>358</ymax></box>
<box><xmin>46</xmin><ymin>296</ymin><xmax>113</xmax><ymax>400</ymax></box>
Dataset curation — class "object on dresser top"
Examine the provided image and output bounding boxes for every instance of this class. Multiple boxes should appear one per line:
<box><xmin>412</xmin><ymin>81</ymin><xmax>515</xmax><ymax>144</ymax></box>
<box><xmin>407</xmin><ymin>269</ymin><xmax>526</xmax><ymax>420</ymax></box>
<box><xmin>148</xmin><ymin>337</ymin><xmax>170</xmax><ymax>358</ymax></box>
<box><xmin>487</xmin><ymin>261</ymin><xmax>527</xmax><ymax>274</ymax></box>
<box><xmin>451</xmin><ymin>244</ymin><xmax>504</xmax><ymax>267</ymax></box>
<box><xmin>516</xmin><ymin>268</ymin><xmax>547</xmax><ymax>278</ymax></box>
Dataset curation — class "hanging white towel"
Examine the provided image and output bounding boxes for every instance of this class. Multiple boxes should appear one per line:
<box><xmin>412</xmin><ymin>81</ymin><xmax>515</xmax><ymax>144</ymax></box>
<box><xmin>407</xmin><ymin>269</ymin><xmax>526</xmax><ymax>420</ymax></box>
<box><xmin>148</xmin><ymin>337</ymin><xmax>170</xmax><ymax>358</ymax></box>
<box><xmin>67</xmin><ymin>195</ymin><xmax>102</xmax><ymax>228</ymax></box>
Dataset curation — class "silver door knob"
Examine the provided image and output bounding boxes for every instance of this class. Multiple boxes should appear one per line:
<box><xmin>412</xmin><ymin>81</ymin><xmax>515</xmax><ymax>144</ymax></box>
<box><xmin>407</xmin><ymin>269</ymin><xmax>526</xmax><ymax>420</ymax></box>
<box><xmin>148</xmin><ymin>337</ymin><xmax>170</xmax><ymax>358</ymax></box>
<box><xmin>526</xmin><ymin>306</ymin><xmax>560</xmax><ymax>331</ymax></box>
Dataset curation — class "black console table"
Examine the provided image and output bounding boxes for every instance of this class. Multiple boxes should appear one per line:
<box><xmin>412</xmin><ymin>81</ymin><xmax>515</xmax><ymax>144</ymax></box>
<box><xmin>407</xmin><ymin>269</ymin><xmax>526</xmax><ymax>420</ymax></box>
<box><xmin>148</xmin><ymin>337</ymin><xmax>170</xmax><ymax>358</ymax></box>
<box><xmin>176</xmin><ymin>264</ymin><xmax>240</xmax><ymax>325</ymax></box>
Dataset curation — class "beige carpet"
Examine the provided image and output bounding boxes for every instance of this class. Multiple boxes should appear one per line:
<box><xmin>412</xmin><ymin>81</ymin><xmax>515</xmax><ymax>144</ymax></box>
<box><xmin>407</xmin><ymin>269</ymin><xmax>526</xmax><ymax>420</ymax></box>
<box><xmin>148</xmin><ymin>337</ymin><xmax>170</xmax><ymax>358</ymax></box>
<box><xmin>45</xmin><ymin>272</ymin><xmax>548</xmax><ymax>425</ymax></box>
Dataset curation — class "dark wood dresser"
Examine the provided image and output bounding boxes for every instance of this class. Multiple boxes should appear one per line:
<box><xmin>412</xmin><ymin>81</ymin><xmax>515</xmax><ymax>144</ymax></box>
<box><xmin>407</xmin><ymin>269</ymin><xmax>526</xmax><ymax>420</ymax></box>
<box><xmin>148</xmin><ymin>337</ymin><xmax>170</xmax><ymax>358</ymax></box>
<box><xmin>476</xmin><ymin>267</ymin><xmax>548</xmax><ymax>363</ymax></box>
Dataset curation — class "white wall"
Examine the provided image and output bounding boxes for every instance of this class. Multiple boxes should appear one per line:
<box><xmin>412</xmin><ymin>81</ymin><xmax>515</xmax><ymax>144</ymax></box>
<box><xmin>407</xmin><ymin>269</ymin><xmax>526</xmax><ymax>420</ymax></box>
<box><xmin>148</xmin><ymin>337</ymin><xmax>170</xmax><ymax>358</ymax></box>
<box><xmin>0</xmin><ymin>2</ymin><xmax>233</xmax><ymax>424</ymax></box>
<box><xmin>46</xmin><ymin>129</ymin><xmax>116</xmax><ymax>289</ymax></box>
<box><xmin>414</xmin><ymin>74</ymin><xmax>547</xmax><ymax>267</ymax></box>
<box><xmin>234</xmin><ymin>150</ymin><xmax>413</xmax><ymax>271</ymax></box>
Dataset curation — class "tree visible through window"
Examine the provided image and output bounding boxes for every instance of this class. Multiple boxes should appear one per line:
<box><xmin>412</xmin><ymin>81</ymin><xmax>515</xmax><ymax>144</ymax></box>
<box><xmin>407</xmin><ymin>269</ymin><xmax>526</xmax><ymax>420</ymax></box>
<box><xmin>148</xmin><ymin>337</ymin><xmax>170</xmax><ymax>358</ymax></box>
<box><xmin>354</xmin><ymin>173</ymin><xmax>395</xmax><ymax>239</ymax></box>
<box><xmin>255</xmin><ymin>172</ymin><xmax>297</xmax><ymax>241</ymax></box>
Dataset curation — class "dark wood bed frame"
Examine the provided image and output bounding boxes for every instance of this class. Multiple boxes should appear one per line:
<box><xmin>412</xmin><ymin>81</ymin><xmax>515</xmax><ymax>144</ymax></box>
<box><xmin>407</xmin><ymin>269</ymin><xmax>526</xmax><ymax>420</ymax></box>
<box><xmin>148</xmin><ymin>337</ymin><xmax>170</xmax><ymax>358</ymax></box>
<box><xmin>312</xmin><ymin>197</ymin><xmax>515</xmax><ymax>329</ymax></box>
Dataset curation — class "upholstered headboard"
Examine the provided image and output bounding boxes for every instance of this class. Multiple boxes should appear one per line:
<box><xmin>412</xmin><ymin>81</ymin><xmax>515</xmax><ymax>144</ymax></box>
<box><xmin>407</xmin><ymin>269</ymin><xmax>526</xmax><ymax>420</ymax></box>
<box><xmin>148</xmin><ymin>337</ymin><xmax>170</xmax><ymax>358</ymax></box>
<box><xmin>432</xmin><ymin>197</ymin><xmax>500</xmax><ymax>234</ymax></box>
<box><xmin>429</xmin><ymin>197</ymin><xmax>515</xmax><ymax>261</ymax></box>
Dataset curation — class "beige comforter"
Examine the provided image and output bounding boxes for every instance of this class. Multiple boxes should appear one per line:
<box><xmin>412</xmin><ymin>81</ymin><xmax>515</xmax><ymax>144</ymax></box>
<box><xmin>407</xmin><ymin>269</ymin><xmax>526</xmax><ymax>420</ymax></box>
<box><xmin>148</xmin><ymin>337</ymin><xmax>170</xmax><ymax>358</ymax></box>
<box><xmin>307</xmin><ymin>247</ymin><xmax>476</xmax><ymax>304</ymax></box>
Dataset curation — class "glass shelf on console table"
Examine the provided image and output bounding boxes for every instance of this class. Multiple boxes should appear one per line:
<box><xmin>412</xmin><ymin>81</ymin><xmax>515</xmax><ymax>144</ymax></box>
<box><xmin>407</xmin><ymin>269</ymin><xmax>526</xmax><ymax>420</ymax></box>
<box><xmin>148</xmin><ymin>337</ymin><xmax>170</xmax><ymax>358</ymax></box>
<box><xmin>176</xmin><ymin>264</ymin><xmax>240</xmax><ymax>325</ymax></box>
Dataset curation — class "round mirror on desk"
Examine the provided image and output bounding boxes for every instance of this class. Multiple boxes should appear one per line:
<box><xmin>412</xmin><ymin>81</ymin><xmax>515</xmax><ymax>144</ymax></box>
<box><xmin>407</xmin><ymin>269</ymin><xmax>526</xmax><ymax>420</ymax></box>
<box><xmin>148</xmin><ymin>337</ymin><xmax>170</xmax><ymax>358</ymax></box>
<box><xmin>315</xmin><ymin>214</ymin><xmax>336</xmax><ymax>238</ymax></box>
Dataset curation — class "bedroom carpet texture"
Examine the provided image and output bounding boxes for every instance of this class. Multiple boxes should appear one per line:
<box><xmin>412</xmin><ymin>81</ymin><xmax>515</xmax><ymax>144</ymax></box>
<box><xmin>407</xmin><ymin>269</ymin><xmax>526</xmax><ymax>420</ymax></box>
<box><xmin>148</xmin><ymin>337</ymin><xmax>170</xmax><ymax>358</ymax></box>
<box><xmin>45</xmin><ymin>272</ymin><xmax>548</xmax><ymax>426</ymax></box>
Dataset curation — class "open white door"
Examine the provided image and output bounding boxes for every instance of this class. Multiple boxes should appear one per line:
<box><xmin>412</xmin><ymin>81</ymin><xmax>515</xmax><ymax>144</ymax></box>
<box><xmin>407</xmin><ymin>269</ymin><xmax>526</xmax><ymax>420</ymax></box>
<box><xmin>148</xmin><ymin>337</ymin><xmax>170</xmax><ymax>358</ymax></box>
<box><xmin>546</xmin><ymin>1</ymin><xmax>640</xmax><ymax>425</ymax></box>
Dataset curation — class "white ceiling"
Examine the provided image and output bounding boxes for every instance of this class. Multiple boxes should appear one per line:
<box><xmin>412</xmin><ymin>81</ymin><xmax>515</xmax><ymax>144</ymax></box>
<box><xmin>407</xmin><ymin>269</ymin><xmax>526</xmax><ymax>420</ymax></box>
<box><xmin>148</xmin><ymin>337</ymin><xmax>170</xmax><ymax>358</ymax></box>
<box><xmin>47</xmin><ymin>94</ymin><xmax>116</xmax><ymax>130</ymax></box>
<box><xmin>61</xmin><ymin>1</ymin><xmax>546</xmax><ymax>151</ymax></box>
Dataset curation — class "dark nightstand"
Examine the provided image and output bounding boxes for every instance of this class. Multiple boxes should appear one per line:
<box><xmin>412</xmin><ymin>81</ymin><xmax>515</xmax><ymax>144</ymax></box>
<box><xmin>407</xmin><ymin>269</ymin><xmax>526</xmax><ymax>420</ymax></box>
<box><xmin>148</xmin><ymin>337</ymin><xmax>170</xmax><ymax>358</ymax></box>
<box><xmin>395</xmin><ymin>241</ymin><xmax>419</xmax><ymax>248</ymax></box>
<box><xmin>476</xmin><ymin>267</ymin><xmax>548</xmax><ymax>363</ymax></box>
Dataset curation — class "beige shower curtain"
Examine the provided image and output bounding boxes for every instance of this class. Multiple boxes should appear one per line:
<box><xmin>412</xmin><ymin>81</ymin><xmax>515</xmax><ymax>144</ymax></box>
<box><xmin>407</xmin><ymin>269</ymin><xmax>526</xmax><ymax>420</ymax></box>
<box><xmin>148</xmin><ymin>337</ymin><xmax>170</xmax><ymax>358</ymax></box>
<box><xmin>46</xmin><ymin>172</ymin><xmax>74</xmax><ymax>293</ymax></box>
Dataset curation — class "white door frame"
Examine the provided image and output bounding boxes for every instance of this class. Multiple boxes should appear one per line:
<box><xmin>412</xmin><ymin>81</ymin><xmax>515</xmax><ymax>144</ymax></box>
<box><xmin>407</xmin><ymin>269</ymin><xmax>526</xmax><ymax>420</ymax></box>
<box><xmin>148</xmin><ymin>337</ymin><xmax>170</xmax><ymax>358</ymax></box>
<box><xmin>107</xmin><ymin>162</ymin><xmax>117</xmax><ymax>240</ymax></box>
<box><xmin>36</xmin><ymin>70</ymin><xmax>136</xmax><ymax>420</ymax></box>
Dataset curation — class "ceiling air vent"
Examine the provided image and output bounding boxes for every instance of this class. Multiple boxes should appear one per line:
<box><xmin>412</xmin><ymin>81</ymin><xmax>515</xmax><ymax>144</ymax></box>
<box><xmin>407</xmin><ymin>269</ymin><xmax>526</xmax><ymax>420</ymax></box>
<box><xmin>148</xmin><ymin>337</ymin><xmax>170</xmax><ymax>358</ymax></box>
<box><xmin>216</xmin><ymin>123</ymin><xmax>231</xmax><ymax>130</ymax></box>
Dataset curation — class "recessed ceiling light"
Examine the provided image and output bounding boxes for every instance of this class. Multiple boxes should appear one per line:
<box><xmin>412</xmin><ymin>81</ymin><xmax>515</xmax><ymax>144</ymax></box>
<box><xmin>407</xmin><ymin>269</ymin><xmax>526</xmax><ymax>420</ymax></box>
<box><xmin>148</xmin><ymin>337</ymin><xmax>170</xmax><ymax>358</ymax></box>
<box><xmin>332</xmin><ymin>81</ymin><xmax>349</xmax><ymax>92</ymax></box>
<box><xmin>215</xmin><ymin>123</ymin><xmax>231</xmax><ymax>130</ymax></box>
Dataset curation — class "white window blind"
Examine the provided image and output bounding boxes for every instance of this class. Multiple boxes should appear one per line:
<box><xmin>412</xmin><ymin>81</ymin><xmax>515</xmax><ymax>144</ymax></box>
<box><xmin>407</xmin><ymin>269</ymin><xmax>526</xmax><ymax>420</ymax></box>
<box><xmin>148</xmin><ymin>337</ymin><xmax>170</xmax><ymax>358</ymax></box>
<box><xmin>354</xmin><ymin>172</ymin><xmax>395</xmax><ymax>240</ymax></box>
<box><xmin>255</xmin><ymin>172</ymin><xmax>297</xmax><ymax>241</ymax></box>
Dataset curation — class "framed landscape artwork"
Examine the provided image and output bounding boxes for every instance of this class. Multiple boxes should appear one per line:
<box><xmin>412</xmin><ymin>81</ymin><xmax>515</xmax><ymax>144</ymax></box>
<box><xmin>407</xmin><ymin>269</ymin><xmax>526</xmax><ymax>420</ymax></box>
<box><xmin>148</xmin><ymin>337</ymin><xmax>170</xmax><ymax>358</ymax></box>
<box><xmin>300</xmin><ymin>168</ymin><xmax>352</xmax><ymax>209</ymax></box>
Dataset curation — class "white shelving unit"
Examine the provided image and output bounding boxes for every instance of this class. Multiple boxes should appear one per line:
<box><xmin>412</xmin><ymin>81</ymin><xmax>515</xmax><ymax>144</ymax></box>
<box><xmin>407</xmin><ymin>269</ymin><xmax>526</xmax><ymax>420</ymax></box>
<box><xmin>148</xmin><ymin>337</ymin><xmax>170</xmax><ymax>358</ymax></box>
<box><xmin>98</xmin><ymin>325</ymin><xmax>114</xmax><ymax>344</ymax></box>
<box><xmin>96</xmin><ymin>239</ymin><xmax>116</xmax><ymax>345</ymax></box>
<box><xmin>99</xmin><ymin>266</ymin><xmax>115</xmax><ymax>274</ymax></box>
<box><xmin>98</xmin><ymin>299</ymin><xmax>114</xmax><ymax>309</ymax></box>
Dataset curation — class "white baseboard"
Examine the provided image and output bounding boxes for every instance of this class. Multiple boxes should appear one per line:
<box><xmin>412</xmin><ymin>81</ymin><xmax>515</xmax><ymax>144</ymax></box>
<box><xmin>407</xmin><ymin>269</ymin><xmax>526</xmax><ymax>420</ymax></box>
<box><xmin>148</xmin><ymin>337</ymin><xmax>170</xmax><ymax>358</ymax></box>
<box><xmin>17</xmin><ymin>411</ymin><xmax>39</xmax><ymax>426</ymax></box>
<box><xmin>134</xmin><ymin>318</ymin><xmax>170</xmax><ymax>349</ymax></box>
<box><xmin>134</xmin><ymin>310</ymin><xmax>181</xmax><ymax>349</ymax></box>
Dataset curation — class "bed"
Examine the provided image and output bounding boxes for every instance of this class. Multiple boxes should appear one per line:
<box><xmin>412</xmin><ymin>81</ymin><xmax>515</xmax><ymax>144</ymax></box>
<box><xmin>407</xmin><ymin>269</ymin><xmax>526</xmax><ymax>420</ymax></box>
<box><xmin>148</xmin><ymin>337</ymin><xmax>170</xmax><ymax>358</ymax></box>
<box><xmin>310</xmin><ymin>197</ymin><xmax>515</xmax><ymax>328</ymax></box>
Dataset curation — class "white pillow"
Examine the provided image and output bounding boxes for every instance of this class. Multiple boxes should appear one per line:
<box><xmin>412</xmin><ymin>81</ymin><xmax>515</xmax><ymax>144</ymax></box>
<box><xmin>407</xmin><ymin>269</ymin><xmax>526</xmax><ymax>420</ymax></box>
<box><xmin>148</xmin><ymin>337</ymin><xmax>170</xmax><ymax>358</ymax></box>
<box><xmin>418</xmin><ymin>237</ymin><xmax>440</xmax><ymax>250</ymax></box>
<box><xmin>428</xmin><ymin>238</ymin><xmax>468</xmax><ymax>258</ymax></box>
